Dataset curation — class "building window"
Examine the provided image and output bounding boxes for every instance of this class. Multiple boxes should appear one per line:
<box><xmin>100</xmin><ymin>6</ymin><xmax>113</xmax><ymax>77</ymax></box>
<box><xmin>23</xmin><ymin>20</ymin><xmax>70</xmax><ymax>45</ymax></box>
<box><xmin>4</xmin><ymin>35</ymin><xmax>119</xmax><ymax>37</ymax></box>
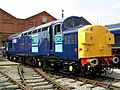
<box><xmin>42</xmin><ymin>16</ymin><xmax>47</xmax><ymax>24</ymax></box>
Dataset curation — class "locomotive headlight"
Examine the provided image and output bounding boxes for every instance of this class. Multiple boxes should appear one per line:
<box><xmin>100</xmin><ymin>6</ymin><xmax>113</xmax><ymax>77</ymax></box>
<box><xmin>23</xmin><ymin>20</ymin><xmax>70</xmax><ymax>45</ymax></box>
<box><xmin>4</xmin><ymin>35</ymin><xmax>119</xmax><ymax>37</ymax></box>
<box><xmin>90</xmin><ymin>58</ymin><xmax>99</xmax><ymax>67</ymax></box>
<box><xmin>112</xmin><ymin>57</ymin><xmax>120</xmax><ymax>64</ymax></box>
<box><xmin>39</xmin><ymin>62</ymin><xmax>41</xmax><ymax>66</ymax></box>
<box><xmin>13</xmin><ymin>57</ymin><xmax>16</xmax><ymax>61</ymax></box>
<box><xmin>69</xmin><ymin>66</ymin><xmax>73</xmax><ymax>72</ymax></box>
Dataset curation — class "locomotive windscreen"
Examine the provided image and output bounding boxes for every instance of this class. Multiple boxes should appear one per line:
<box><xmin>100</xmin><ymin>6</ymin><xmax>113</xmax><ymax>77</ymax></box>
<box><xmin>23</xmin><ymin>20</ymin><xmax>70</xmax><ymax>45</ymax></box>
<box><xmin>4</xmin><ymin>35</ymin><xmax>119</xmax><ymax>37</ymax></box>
<box><xmin>62</xmin><ymin>16</ymin><xmax>91</xmax><ymax>30</ymax></box>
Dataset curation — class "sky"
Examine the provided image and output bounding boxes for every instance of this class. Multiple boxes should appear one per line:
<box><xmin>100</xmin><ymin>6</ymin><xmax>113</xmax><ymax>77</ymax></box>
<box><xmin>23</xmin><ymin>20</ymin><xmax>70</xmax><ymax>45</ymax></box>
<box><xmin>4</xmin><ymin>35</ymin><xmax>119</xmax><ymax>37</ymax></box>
<box><xmin>0</xmin><ymin>0</ymin><xmax>120</xmax><ymax>25</ymax></box>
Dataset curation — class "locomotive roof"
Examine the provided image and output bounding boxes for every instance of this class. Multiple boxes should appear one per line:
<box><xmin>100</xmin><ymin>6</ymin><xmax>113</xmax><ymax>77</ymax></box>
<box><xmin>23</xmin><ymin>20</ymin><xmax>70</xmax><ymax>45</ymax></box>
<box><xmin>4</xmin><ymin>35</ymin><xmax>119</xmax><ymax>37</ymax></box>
<box><xmin>8</xmin><ymin>16</ymin><xmax>91</xmax><ymax>39</ymax></box>
<box><xmin>9</xmin><ymin>32</ymin><xmax>21</xmax><ymax>38</ymax></box>
<box><xmin>8</xmin><ymin>27</ymin><xmax>36</xmax><ymax>39</ymax></box>
<box><xmin>21</xmin><ymin>27</ymin><xmax>36</xmax><ymax>34</ymax></box>
<box><xmin>106</xmin><ymin>23</ymin><xmax>120</xmax><ymax>34</ymax></box>
<box><xmin>109</xmin><ymin>28</ymin><xmax>120</xmax><ymax>34</ymax></box>
<box><xmin>34</xmin><ymin>21</ymin><xmax>55</xmax><ymax>30</ymax></box>
<box><xmin>20</xmin><ymin>19</ymin><xmax>64</xmax><ymax>35</ymax></box>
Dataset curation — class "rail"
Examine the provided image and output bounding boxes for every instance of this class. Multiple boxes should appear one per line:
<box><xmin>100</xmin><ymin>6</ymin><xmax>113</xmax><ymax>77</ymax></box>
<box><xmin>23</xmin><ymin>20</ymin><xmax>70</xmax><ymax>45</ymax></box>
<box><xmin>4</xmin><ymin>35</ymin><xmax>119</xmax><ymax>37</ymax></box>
<box><xmin>50</xmin><ymin>70</ymin><xmax>120</xmax><ymax>90</ymax></box>
<box><xmin>35</xmin><ymin>68</ymin><xmax>71</xmax><ymax>90</ymax></box>
<box><xmin>17</xmin><ymin>64</ymin><xmax>33</xmax><ymax>90</ymax></box>
<box><xmin>0</xmin><ymin>70</ymin><xmax>28</xmax><ymax>90</ymax></box>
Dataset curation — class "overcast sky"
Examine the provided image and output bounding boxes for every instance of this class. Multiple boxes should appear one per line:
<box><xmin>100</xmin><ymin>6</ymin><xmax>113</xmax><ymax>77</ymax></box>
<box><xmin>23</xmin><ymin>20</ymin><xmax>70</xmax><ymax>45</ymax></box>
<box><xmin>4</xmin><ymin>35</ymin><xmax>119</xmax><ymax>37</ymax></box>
<box><xmin>1</xmin><ymin>0</ymin><xmax>120</xmax><ymax>25</ymax></box>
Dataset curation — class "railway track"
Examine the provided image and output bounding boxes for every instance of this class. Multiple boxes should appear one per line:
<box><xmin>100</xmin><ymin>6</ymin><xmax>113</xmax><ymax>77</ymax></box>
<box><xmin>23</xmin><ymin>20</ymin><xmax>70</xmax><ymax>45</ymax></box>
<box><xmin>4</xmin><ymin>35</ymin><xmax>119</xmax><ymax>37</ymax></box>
<box><xmin>43</xmin><ymin>70</ymin><xmax>120</xmax><ymax>90</ymax></box>
<box><xmin>0</xmin><ymin>69</ymin><xmax>28</xmax><ymax>90</ymax></box>
<box><xmin>18</xmin><ymin>64</ymin><xmax>71</xmax><ymax>90</ymax></box>
<box><xmin>0</xmin><ymin>61</ymin><xmax>120</xmax><ymax>90</ymax></box>
<box><xmin>0</xmin><ymin>64</ymin><xmax>71</xmax><ymax>90</ymax></box>
<box><xmin>77</xmin><ymin>76</ymin><xmax>120</xmax><ymax>90</ymax></box>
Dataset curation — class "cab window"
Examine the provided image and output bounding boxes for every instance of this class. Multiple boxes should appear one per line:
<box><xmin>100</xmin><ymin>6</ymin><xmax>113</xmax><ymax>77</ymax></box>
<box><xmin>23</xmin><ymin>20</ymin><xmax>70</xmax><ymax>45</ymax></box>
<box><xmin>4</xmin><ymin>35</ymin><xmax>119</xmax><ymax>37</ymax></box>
<box><xmin>55</xmin><ymin>24</ymin><xmax>61</xmax><ymax>35</ymax></box>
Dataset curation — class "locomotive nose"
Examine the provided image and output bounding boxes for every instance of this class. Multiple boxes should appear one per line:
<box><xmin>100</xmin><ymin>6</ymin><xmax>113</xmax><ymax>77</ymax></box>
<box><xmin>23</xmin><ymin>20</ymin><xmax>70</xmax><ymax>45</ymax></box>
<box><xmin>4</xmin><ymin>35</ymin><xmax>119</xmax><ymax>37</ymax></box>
<box><xmin>90</xmin><ymin>58</ymin><xmax>99</xmax><ymax>67</ymax></box>
<box><xmin>112</xmin><ymin>57</ymin><xmax>120</xmax><ymax>64</ymax></box>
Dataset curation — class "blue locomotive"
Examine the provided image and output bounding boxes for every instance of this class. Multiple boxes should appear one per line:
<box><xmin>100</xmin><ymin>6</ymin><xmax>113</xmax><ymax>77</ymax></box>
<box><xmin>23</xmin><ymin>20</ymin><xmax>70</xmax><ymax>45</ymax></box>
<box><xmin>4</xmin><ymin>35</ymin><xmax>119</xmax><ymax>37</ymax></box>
<box><xmin>5</xmin><ymin>16</ymin><xmax>117</xmax><ymax>75</ymax></box>
<box><xmin>107</xmin><ymin>25</ymin><xmax>120</xmax><ymax>68</ymax></box>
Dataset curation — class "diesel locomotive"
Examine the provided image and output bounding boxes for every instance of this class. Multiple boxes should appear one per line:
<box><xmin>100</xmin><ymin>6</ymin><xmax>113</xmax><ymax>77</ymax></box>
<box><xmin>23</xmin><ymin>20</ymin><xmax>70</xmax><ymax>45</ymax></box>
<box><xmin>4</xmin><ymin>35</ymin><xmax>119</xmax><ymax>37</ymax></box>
<box><xmin>4</xmin><ymin>16</ymin><xmax>117</xmax><ymax>75</ymax></box>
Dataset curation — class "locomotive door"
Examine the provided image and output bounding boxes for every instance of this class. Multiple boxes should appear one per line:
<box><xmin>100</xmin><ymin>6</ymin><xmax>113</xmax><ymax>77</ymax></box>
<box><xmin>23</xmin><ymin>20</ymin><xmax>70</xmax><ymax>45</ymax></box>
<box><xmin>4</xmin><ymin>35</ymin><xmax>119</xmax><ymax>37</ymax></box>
<box><xmin>49</xmin><ymin>25</ymin><xmax>54</xmax><ymax>53</ymax></box>
<box><xmin>54</xmin><ymin>23</ymin><xmax>63</xmax><ymax>53</ymax></box>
